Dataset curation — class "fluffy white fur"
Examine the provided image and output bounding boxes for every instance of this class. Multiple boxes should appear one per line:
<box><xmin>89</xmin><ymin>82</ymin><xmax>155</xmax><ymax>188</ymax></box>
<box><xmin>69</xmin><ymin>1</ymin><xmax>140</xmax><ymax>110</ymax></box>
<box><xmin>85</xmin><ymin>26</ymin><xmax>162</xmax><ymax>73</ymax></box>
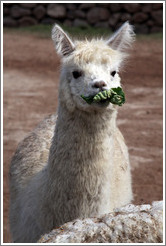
<box><xmin>9</xmin><ymin>22</ymin><xmax>135</xmax><ymax>243</ymax></box>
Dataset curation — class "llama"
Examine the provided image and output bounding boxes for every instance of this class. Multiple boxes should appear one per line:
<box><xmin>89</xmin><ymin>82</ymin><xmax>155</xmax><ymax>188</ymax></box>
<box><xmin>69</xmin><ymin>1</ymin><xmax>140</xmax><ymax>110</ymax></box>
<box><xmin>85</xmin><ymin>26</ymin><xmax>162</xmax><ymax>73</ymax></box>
<box><xmin>9</xmin><ymin>22</ymin><xmax>135</xmax><ymax>243</ymax></box>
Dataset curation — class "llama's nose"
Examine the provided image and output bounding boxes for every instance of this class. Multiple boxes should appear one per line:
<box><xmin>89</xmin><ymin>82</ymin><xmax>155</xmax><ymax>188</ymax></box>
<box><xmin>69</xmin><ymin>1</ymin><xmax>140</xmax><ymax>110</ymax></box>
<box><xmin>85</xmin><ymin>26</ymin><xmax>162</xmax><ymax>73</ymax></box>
<box><xmin>93</xmin><ymin>81</ymin><xmax>107</xmax><ymax>90</ymax></box>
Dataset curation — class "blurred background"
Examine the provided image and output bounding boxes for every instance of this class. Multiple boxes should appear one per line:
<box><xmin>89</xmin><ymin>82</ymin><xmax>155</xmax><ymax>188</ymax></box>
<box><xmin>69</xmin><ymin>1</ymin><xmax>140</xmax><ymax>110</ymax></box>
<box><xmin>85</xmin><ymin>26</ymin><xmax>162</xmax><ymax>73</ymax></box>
<box><xmin>3</xmin><ymin>2</ymin><xmax>163</xmax><ymax>243</ymax></box>
<box><xmin>3</xmin><ymin>2</ymin><xmax>163</xmax><ymax>33</ymax></box>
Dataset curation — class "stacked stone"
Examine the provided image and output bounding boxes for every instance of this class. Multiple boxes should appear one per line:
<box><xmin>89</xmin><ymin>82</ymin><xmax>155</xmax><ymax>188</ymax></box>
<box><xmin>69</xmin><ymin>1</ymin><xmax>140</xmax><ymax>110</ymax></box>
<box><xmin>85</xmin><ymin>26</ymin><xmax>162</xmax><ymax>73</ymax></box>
<box><xmin>3</xmin><ymin>3</ymin><xmax>163</xmax><ymax>33</ymax></box>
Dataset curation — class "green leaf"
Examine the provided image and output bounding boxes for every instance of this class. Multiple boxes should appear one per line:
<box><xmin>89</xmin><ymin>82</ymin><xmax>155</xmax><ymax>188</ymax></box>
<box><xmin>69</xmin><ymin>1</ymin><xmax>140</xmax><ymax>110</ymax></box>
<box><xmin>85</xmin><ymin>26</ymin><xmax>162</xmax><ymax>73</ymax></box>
<box><xmin>81</xmin><ymin>95</ymin><xmax>94</xmax><ymax>104</ymax></box>
<box><xmin>81</xmin><ymin>87</ymin><xmax>125</xmax><ymax>106</ymax></box>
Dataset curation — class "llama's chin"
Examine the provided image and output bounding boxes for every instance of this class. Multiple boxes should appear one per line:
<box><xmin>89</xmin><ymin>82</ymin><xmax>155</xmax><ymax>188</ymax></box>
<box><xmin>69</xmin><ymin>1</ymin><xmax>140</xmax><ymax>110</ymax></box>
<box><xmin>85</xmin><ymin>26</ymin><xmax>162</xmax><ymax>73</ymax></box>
<box><xmin>93</xmin><ymin>100</ymin><xmax>110</xmax><ymax>107</ymax></box>
<box><xmin>90</xmin><ymin>102</ymin><xmax>116</xmax><ymax>113</ymax></box>
<box><xmin>76</xmin><ymin>100</ymin><xmax>115</xmax><ymax>114</ymax></box>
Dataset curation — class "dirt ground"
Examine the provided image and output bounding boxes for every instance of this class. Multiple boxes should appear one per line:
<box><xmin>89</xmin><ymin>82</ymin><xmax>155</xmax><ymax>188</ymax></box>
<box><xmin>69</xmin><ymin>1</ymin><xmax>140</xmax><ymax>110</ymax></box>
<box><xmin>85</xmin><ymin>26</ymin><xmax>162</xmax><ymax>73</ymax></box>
<box><xmin>3</xmin><ymin>31</ymin><xmax>163</xmax><ymax>243</ymax></box>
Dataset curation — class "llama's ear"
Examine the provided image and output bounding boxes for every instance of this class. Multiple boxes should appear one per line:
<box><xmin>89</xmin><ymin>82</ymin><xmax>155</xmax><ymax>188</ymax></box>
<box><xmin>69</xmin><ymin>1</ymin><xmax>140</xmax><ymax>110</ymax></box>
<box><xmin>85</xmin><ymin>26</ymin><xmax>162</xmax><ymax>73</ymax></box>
<box><xmin>106</xmin><ymin>21</ymin><xmax>135</xmax><ymax>51</ymax></box>
<box><xmin>52</xmin><ymin>24</ymin><xmax>75</xmax><ymax>56</ymax></box>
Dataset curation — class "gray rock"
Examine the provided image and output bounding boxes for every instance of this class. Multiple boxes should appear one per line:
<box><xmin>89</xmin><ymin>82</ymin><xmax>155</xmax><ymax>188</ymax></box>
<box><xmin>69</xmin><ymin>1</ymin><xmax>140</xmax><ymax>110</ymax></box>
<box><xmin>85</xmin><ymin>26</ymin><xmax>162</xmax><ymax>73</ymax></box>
<box><xmin>3</xmin><ymin>7</ymin><xmax>10</xmax><ymax>16</ymax></box>
<box><xmin>66</xmin><ymin>3</ymin><xmax>77</xmax><ymax>10</ymax></box>
<box><xmin>18</xmin><ymin>16</ymin><xmax>37</xmax><ymax>26</ymax></box>
<box><xmin>120</xmin><ymin>13</ymin><xmax>131</xmax><ymax>22</ymax></box>
<box><xmin>115</xmin><ymin>22</ymin><xmax>125</xmax><ymax>29</ymax></box>
<box><xmin>3</xmin><ymin>17</ymin><xmax>18</xmax><ymax>27</ymax></box>
<box><xmin>132</xmin><ymin>12</ymin><xmax>148</xmax><ymax>23</ymax></box>
<box><xmin>141</xmin><ymin>4</ymin><xmax>152</xmax><ymax>13</ymax></box>
<box><xmin>87</xmin><ymin>8</ymin><xmax>99</xmax><ymax>24</ymax></box>
<box><xmin>38</xmin><ymin>201</ymin><xmax>163</xmax><ymax>243</ymax></box>
<box><xmin>33</xmin><ymin>5</ymin><xmax>46</xmax><ymax>20</ymax></box>
<box><xmin>151</xmin><ymin>10</ymin><xmax>163</xmax><ymax>26</ymax></box>
<box><xmin>109</xmin><ymin>3</ymin><xmax>122</xmax><ymax>12</ymax></box>
<box><xmin>135</xmin><ymin>24</ymin><xmax>149</xmax><ymax>34</ymax></box>
<box><xmin>87</xmin><ymin>7</ymin><xmax>110</xmax><ymax>24</ymax></box>
<box><xmin>79</xmin><ymin>3</ymin><xmax>96</xmax><ymax>10</ymax></box>
<box><xmin>19</xmin><ymin>3</ymin><xmax>37</xmax><ymax>8</ymax></box>
<box><xmin>41</xmin><ymin>17</ymin><xmax>55</xmax><ymax>25</ymax></box>
<box><xmin>75</xmin><ymin>10</ymin><xmax>85</xmax><ymax>19</ymax></box>
<box><xmin>98</xmin><ymin>3</ymin><xmax>110</xmax><ymax>8</ymax></box>
<box><xmin>147</xmin><ymin>20</ymin><xmax>154</xmax><ymax>27</ymax></box>
<box><xmin>109</xmin><ymin>13</ymin><xmax>121</xmax><ymax>27</ymax></box>
<box><xmin>150</xmin><ymin>26</ymin><xmax>163</xmax><ymax>33</ymax></box>
<box><xmin>123</xmin><ymin>3</ymin><xmax>141</xmax><ymax>13</ymax></box>
<box><xmin>11</xmin><ymin>5</ymin><xmax>31</xmax><ymax>18</ymax></box>
<box><xmin>73</xmin><ymin>19</ymin><xmax>88</xmax><ymax>28</ymax></box>
<box><xmin>47</xmin><ymin>4</ymin><xmax>66</xmax><ymax>19</ymax></box>
<box><xmin>152</xmin><ymin>3</ymin><xmax>163</xmax><ymax>10</ymax></box>
<box><xmin>99</xmin><ymin>8</ymin><xmax>110</xmax><ymax>21</ymax></box>
<box><xmin>63</xmin><ymin>19</ymin><xmax>72</xmax><ymax>27</ymax></box>
<box><xmin>67</xmin><ymin>10</ymin><xmax>75</xmax><ymax>20</ymax></box>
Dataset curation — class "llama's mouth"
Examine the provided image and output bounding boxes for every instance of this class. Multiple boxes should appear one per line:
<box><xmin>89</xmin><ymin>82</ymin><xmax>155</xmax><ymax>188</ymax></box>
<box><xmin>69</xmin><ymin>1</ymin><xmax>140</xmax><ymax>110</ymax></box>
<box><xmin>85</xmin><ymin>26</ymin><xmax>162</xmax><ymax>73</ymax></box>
<box><xmin>81</xmin><ymin>93</ymin><xmax>110</xmax><ymax>107</ymax></box>
<box><xmin>81</xmin><ymin>87</ymin><xmax>125</xmax><ymax>107</ymax></box>
<box><xmin>93</xmin><ymin>99</ymin><xmax>110</xmax><ymax>107</ymax></box>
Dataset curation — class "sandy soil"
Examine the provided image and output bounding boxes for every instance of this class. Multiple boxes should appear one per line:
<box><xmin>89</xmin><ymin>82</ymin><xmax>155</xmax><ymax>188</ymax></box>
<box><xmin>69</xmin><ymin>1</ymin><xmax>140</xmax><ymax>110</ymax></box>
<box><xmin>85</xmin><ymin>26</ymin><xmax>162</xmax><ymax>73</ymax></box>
<box><xmin>3</xmin><ymin>32</ymin><xmax>163</xmax><ymax>242</ymax></box>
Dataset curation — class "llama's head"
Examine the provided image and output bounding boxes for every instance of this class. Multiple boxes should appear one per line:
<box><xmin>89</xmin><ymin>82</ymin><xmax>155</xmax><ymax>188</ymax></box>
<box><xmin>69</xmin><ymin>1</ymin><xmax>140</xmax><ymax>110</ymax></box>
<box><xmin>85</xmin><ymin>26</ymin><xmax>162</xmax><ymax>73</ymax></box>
<box><xmin>52</xmin><ymin>22</ymin><xmax>135</xmax><ymax>113</ymax></box>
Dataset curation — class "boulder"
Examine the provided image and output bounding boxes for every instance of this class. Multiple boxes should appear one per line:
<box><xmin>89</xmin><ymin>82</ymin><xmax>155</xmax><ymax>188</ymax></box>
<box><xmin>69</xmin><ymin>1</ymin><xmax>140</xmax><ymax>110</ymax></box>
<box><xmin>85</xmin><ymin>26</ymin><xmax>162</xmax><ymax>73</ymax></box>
<box><xmin>18</xmin><ymin>16</ymin><xmax>37</xmax><ymax>26</ymax></box>
<box><xmin>41</xmin><ymin>17</ymin><xmax>55</xmax><ymax>25</ymax></box>
<box><xmin>47</xmin><ymin>4</ymin><xmax>66</xmax><ymax>19</ymax></box>
<box><xmin>109</xmin><ymin>13</ymin><xmax>121</xmax><ymax>28</ymax></box>
<box><xmin>151</xmin><ymin>10</ymin><xmax>163</xmax><ymax>26</ymax></box>
<box><xmin>132</xmin><ymin>12</ymin><xmax>148</xmax><ymax>23</ymax></box>
<box><xmin>67</xmin><ymin>10</ymin><xmax>75</xmax><ymax>20</ymax></box>
<box><xmin>123</xmin><ymin>3</ymin><xmax>141</xmax><ymax>13</ymax></box>
<box><xmin>38</xmin><ymin>201</ymin><xmax>163</xmax><ymax>243</ymax></box>
<box><xmin>135</xmin><ymin>24</ymin><xmax>149</xmax><ymax>34</ymax></box>
<box><xmin>3</xmin><ymin>6</ymin><xmax>10</xmax><ymax>16</ymax></box>
<box><xmin>63</xmin><ymin>19</ymin><xmax>72</xmax><ymax>27</ymax></box>
<box><xmin>33</xmin><ymin>5</ymin><xmax>46</xmax><ymax>20</ymax></box>
<box><xmin>120</xmin><ymin>13</ymin><xmax>131</xmax><ymax>22</ymax></box>
<box><xmin>79</xmin><ymin>3</ymin><xmax>96</xmax><ymax>10</ymax></box>
<box><xmin>147</xmin><ymin>20</ymin><xmax>155</xmax><ymax>27</ymax></box>
<box><xmin>150</xmin><ymin>26</ymin><xmax>163</xmax><ymax>33</ymax></box>
<box><xmin>87</xmin><ymin>7</ymin><xmax>110</xmax><ymax>24</ymax></box>
<box><xmin>75</xmin><ymin>10</ymin><xmax>86</xmax><ymax>19</ymax></box>
<box><xmin>19</xmin><ymin>3</ymin><xmax>37</xmax><ymax>8</ymax></box>
<box><xmin>3</xmin><ymin>17</ymin><xmax>18</xmax><ymax>27</ymax></box>
<box><xmin>87</xmin><ymin>7</ymin><xmax>100</xmax><ymax>24</ymax></box>
<box><xmin>141</xmin><ymin>4</ymin><xmax>152</xmax><ymax>13</ymax></box>
<box><xmin>99</xmin><ymin>8</ymin><xmax>110</xmax><ymax>21</ymax></box>
<box><xmin>66</xmin><ymin>3</ymin><xmax>77</xmax><ymax>11</ymax></box>
<box><xmin>109</xmin><ymin>3</ymin><xmax>122</xmax><ymax>12</ymax></box>
<box><xmin>11</xmin><ymin>5</ymin><xmax>31</xmax><ymax>18</ymax></box>
<box><xmin>152</xmin><ymin>3</ymin><xmax>163</xmax><ymax>10</ymax></box>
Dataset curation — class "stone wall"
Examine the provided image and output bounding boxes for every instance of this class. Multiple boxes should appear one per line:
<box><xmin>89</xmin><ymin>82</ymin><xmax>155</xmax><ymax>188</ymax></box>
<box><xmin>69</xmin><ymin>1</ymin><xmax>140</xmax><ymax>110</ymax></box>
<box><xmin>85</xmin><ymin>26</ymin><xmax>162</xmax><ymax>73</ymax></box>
<box><xmin>3</xmin><ymin>3</ymin><xmax>163</xmax><ymax>34</ymax></box>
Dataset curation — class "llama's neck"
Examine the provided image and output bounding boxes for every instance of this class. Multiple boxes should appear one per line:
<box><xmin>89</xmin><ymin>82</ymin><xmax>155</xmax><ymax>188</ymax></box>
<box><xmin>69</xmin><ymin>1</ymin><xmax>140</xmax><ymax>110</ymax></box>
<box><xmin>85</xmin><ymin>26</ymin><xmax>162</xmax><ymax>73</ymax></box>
<box><xmin>48</xmin><ymin>103</ymin><xmax>117</xmax><ymax>175</ymax></box>
<box><xmin>46</xmin><ymin>103</ymin><xmax>118</xmax><ymax>219</ymax></box>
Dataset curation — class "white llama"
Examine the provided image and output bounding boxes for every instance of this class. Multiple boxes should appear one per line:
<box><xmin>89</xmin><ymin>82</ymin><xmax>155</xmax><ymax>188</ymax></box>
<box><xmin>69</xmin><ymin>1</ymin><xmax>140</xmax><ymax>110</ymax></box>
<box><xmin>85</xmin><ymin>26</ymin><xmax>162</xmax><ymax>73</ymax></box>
<box><xmin>9</xmin><ymin>22</ymin><xmax>135</xmax><ymax>243</ymax></box>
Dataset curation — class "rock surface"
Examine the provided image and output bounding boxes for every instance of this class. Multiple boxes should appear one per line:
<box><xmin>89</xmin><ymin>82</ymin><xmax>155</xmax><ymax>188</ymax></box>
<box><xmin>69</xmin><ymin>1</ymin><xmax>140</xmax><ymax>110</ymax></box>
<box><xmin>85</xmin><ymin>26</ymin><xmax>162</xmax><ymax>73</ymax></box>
<box><xmin>10</xmin><ymin>5</ymin><xmax>31</xmax><ymax>18</ymax></box>
<box><xmin>33</xmin><ymin>5</ymin><xmax>46</xmax><ymax>20</ymax></box>
<box><xmin>38</xmin><ymin>201</ymin><xmax>163</xmax><ymax>243</ymax></box>
<box><xmin>3</xmin><ymin>3</ymin><xmax>163</xmax><ymax>33</ymax></box>
<box><xmin>47</xmin><ymin>4</ymin><xmax>66</xmax><ymax>19</ymax></box>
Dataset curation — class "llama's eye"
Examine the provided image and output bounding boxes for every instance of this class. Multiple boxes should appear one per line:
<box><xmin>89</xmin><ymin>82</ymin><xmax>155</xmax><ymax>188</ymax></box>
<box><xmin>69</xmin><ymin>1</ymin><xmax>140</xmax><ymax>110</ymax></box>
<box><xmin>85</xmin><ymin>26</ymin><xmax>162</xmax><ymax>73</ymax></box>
<box><xmin>111</xmin><ymin>71</ymin><xmax>116</xmax><ymax>77</ymax></box>
<box><xmin>72</xmin><ymin>71</ymin><xmax>82</xmax><ymax>79</ymax></box>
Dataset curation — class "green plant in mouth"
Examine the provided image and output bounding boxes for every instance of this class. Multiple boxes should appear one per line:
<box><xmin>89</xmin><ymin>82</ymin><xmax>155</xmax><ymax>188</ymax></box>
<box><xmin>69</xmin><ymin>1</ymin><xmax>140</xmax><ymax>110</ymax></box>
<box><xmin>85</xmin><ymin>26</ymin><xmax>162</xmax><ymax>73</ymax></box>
<box><xmin>81</xmin><ymin>87</ymin><xmax>125</xmax><ymax>106</ymax></box>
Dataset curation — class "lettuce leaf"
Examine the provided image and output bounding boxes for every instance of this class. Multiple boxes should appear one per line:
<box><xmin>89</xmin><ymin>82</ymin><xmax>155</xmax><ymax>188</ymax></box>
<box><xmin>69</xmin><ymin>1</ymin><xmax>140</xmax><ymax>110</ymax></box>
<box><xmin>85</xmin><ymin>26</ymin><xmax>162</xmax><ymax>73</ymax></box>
<box><xmin>81</xmin><ymin>87</ymin><xmax>125</xmax><ymax>106</ymax></box>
